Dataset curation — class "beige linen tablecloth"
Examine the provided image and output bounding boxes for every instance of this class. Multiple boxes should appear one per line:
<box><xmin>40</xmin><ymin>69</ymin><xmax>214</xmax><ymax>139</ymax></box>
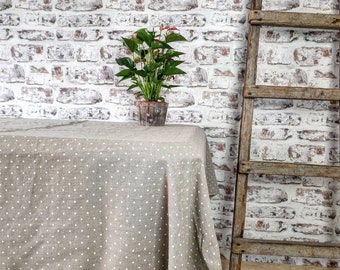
<box><xmin>0</xmin><ymin>118</ymin><xmax>221</xmax><ymax>270</ymax></box>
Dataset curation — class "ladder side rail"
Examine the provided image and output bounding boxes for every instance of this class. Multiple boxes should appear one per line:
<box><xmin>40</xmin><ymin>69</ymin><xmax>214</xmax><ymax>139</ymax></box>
<box><xmin>229</xmin><ymin>0</ymin><xmax>263</xmax><ymax>269</ymax></box>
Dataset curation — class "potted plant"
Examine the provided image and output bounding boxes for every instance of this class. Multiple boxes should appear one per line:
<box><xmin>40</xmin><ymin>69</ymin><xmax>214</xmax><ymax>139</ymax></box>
<box><xmin>115</xmin><ymin>25</ymin><xmax>187</xmax><ymax>126</ymax></box>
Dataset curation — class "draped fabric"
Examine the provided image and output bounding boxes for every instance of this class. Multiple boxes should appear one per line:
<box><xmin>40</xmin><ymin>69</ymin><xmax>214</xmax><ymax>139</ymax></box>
<box><xmin>0</xmin><ymin>119</ymin><xmax>221</xmax><ymax>270</ymax></box>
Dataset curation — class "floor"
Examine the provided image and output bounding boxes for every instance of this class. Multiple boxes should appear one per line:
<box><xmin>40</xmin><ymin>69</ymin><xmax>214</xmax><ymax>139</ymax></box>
<box><xmin>221</xmin><ymin>260</ymin><xmax>333</xmax><ymax>270</ymax></box>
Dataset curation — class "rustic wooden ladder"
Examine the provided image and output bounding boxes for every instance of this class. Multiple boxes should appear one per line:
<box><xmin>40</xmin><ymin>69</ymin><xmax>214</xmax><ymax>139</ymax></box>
<box><xmin>229</xmin><ymin>0</ymin><xmax>340</xmax><ymax>269</ymax></box>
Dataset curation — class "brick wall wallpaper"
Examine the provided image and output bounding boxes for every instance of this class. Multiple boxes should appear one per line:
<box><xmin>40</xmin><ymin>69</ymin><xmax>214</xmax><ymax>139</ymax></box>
<box><xmin>1</xmin><ymin>0</ymin><xmax>340</xmax><ymax>267</ymax></box>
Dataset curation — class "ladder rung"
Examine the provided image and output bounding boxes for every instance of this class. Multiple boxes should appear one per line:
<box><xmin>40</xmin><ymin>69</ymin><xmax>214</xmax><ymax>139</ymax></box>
<box><xmin>232</xmin><ymin>238</ymin><xmax>340</xmax><ymax>259</ymax></box>
<box><xmin>249</xmin><ymin>10</ymin><xmax>340</xmax><ymax>30</ymax></box>
<box><xmin>239</xmin><ymin>161</ymin><xmax>340</xmax><ymax>178</ymax></box>
<box><xmin>245</xmin><ymin>85</ymin><xmax>340</xmax><ymax>101</ymax></box>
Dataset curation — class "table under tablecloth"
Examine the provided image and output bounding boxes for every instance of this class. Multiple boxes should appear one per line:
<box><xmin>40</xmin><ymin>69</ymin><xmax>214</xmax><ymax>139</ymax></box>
<box><xmin>0</xmin><ymin>118</ymin><xmax>221</xmax><ymax>270</ymax></box>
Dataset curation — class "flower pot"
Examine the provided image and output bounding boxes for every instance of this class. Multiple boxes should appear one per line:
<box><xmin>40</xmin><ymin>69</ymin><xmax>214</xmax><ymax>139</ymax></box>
<box><xmin>137</xmin><ymin>101</ymin><xmax>168</xmax><ymax>126</ymax></box>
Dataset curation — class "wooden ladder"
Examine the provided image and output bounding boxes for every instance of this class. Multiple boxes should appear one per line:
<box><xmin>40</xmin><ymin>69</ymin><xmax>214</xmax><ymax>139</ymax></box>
<box><xmin>229</xmin><ymin>0</ymin><xmax>340</xmax><ymax>269</ymax></box>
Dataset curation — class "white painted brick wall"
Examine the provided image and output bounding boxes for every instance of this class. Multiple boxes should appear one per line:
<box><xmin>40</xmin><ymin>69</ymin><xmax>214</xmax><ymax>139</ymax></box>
<box><xmin>0</xmin><ymin>0</ymin><xmax>340</xmax><ymax>266</ymax></box>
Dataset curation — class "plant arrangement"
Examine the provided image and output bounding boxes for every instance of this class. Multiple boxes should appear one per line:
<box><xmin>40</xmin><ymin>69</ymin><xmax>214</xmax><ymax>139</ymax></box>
<box><xmin>115</xmin><ymin>26</ymin><xmax>187</xmax><ymax>102</ymax></box>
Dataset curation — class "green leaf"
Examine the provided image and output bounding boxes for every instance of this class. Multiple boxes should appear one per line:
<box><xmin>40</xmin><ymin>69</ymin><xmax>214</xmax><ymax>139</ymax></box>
<box><xmin>166</xmin><ymin>60</ymin><xmax>185</xmax><ymax>67</ymax></box>
<box><xmin>122</xmin><ymin>38</ymin><xmax>138</xmax><ymax>53</ymax></box>
<box><xmin>115</xmin><ymin>57</ymin><xmax>135</xmax><ymax>68</ymax></box>
<box><xmin>135</xmin><ymin>70</ymin><xmax>148</xmax><ymax>77</ymax></box>
<box><xmin>136</xmin><ymin>28</ymin><xmax>154</xmax><ymax>47</ymax></box>
<box><xmin>127</xmin><ymin>84</ymin><xmax>138</xmax><ymax>90</ymax></box>
<box><xmin>163</xmin><ymin>66</ymin><xmax>186</xmax><ymax>76</ymax></box>
<box><xmin>151</xmin><ymin>41</ymin><xmax>171</xmax><ymax>50</ymax></box>
<box><xmin>162</xmin><ymin>84</ymin><xmax>179</xmax><ymax>89</ymax></box>
<box><xmin>139</xmin><ymin>49</ymin><xmax>148</xmax><ymax>59</ymax></box>
<box><xmin>162</xmin><ymin>50</ymin><xmax>184</xmax><ymax>60</ymax></box>
<box><xmin>165</xmin><ymin>32</ymin><xmax>187</xmax><ymax>43</ymax></box>
<box><xmin>148</xmin><ymin>62</ymin><xmax>161</xmax><ymax>70</ymax></box>
<box><xmin>115</xmin><ymin>69</ymin><xmax>133</xmax><ymax>77</ymax></box>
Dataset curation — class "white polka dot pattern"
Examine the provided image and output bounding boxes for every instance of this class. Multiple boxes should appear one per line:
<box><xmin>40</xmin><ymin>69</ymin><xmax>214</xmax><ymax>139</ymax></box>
<box><xmin>0</xmin><ymin>119</ymin><xmax>221</xmax><ymax>270</ymax></box>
